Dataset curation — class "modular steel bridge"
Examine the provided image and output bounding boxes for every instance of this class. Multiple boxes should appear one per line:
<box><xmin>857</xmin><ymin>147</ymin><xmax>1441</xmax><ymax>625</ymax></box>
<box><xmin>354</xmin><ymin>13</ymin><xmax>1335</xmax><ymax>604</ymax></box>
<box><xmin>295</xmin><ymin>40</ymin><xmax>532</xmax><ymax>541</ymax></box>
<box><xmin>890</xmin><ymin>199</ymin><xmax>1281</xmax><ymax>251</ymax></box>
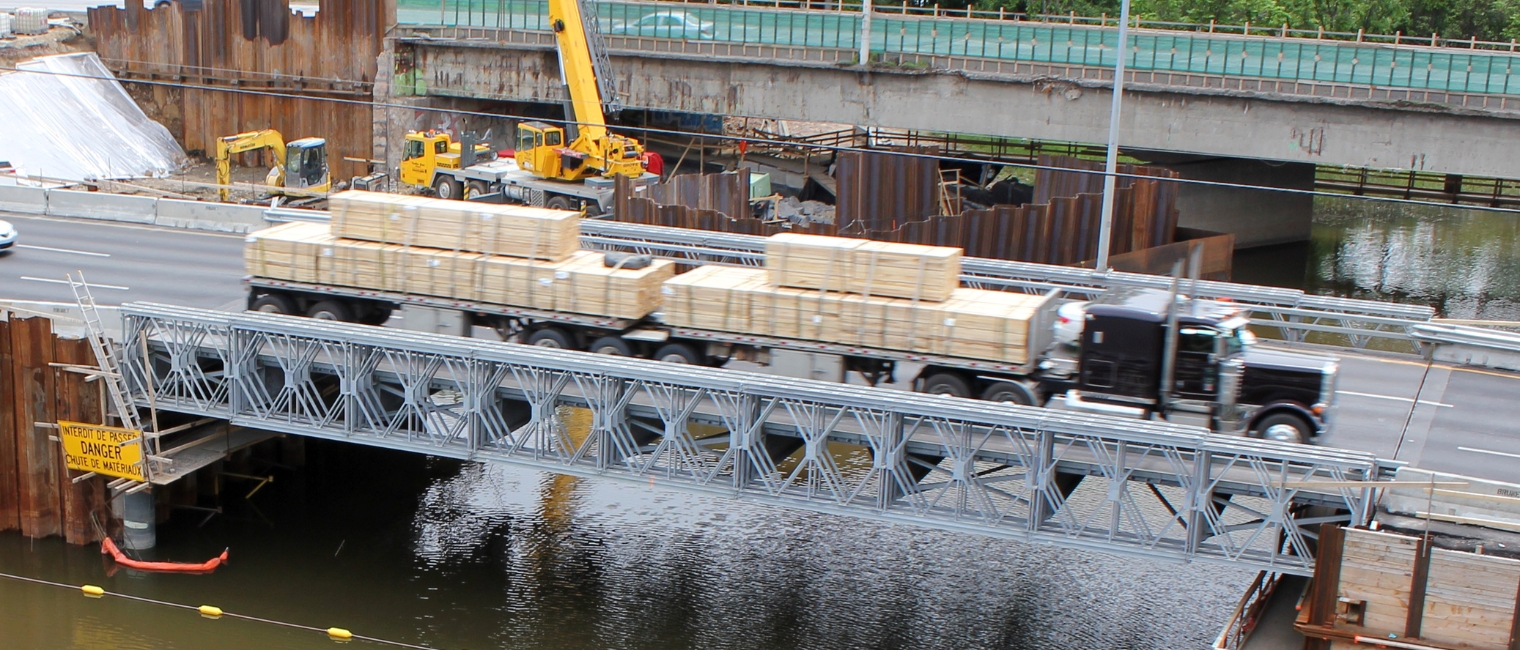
<box><xmin>119</xmin><ymin>302</ymin><xmax>1392</xmax><ymax>575</ymax></box>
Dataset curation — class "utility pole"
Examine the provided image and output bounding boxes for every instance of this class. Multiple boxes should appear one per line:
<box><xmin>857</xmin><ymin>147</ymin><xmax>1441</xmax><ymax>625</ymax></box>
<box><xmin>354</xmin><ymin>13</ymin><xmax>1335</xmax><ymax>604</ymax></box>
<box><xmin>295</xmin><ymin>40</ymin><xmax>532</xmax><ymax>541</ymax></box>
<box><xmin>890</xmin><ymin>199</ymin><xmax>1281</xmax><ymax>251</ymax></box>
<box><xmin>1094</xmin><ymin>0</ymin><xmax>1132</xmax><ymax>272</ymax></box>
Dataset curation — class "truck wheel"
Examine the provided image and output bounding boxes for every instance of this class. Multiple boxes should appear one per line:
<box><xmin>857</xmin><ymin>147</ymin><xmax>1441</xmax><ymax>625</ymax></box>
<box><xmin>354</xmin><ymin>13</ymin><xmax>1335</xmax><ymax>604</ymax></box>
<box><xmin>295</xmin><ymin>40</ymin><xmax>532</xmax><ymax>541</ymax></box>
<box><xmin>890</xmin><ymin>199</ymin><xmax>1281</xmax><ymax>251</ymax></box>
<box><xmin>465</xmin><ymin>181</ymin><xmax>491</xmax><ymax>200</ymax></box>
<box><xmin>1251</xmin><ymin>413</ymin><xmax>1311</xmax><ymax>444</ymax></box>
<box><xmin>921</xmin><ymin>372</ymin><xmax>972</xmax><ymax>399</ymax></box>
<box><xmin>545</xmin><ymin>195</ymin><xmax>576</xmax><ymax>211</ymax></box>
<box><xmin>590</xmin><ymin>336</ymin><xmax>633</xmax><ymax>356</ymax></box>
<box><xmin>433</xmin><ymin>176</ymin><xmax>463</xmax><ymax>200</ymax></box>
<box><xmin>654</xmin><ymin>343</ymin><xmax>702</xmax><ymax>365</ymax></box>
<box><xmin>526</xmin><ymin>327</ymin><xmax>574</xmax><ymax>349</ymax></box>
<box><xmin>981</xmin><ymin>381</ymin><xmax>1035</xmax><ymax>406</ymax></box>
<box><xmin>250</xmin><ymin>293</ymin><xmax>296</xmax><ymax>315</ymax></box>
<box><xmin>359</xmin><ymin>304</ymin><xmax>393</xmax><ymax>326</ymax></box>
<box><xmin>306</xmin><ymin>300</ymin><xmax>354</xmax><ymax>322</ymax></box>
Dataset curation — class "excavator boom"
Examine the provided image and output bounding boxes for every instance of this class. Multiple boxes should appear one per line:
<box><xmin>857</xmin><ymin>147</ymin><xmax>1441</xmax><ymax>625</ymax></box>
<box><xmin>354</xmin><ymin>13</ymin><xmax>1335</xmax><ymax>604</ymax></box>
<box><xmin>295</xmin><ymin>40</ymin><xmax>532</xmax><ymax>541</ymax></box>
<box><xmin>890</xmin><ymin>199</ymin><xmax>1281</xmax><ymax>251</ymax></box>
<box><xmin>216</xmin><ymin>129</ymin><xmax>287</xmax><ymax>202</ymax></box>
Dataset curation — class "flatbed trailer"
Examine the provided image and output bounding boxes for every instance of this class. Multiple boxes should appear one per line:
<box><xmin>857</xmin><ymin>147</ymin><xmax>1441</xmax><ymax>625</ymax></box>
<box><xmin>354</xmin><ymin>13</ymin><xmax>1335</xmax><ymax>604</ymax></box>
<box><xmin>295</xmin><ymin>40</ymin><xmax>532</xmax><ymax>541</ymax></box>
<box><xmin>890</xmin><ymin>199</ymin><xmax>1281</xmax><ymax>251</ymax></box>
<box><xmin>244</xmin><ymin>276</ymin><xmax>1070</xmax><ymax>403</ymax></box>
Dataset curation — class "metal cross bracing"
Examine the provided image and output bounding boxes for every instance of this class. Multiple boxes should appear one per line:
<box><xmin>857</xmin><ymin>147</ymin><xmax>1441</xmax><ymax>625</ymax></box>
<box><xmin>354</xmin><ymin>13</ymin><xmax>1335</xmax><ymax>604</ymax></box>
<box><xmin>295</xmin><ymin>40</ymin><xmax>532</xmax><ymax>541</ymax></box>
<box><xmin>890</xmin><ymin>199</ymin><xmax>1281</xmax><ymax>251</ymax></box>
<box><xmin>575</xmin><ymin>220</ymin><xmax>1478</xmax><ymax>353</ymax></box>
<box><xmin>121</xmin><ymin>301</ymin><xmax>1391</xmax><ymax>575</ymax></box>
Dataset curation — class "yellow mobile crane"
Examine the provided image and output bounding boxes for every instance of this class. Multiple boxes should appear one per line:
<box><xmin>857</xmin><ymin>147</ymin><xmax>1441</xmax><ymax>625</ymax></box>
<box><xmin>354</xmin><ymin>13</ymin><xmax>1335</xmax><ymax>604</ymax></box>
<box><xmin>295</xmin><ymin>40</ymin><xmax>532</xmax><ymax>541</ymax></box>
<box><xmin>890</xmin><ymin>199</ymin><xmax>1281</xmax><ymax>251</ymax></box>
<box><xmin>215</xmin><ymin>129</ymin><xmax>330</xmax><ymax>202</ymax></box>
<box><xmin>398</xmin><ymin>0</ymin><xmax>653</xmax><ymax>212</ymax></box>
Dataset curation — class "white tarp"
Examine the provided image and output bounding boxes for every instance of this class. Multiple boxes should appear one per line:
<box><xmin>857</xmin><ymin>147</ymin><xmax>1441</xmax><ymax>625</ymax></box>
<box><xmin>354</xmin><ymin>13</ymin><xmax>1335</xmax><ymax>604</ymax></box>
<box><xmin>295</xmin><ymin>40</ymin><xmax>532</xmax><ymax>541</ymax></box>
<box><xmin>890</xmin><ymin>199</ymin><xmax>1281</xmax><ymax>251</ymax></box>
<box><xmin>0</xmin><ymin>52</ymin><xmax>186</xmax><ymax>181</ymax></box>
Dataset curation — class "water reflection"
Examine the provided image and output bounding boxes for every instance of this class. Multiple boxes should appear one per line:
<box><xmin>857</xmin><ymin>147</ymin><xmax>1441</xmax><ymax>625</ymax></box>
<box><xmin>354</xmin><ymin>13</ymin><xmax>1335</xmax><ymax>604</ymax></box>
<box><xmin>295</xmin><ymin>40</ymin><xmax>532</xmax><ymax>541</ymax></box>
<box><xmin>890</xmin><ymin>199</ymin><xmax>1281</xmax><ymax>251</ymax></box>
<box><xmin>1242</xmin><ymin>197</ymin><xmax>1520</xmax><ymax>319</ymax></box>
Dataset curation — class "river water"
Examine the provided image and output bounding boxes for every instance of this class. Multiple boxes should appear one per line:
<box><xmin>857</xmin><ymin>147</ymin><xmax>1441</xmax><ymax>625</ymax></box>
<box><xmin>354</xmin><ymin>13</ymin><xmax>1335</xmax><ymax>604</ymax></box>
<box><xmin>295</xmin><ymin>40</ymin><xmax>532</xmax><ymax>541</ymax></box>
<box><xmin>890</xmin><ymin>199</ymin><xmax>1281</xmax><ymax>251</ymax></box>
<box><xmin>2</xmin><ymin>195</ymin><xmax>1506</xmax><ymax>650</ymax></box>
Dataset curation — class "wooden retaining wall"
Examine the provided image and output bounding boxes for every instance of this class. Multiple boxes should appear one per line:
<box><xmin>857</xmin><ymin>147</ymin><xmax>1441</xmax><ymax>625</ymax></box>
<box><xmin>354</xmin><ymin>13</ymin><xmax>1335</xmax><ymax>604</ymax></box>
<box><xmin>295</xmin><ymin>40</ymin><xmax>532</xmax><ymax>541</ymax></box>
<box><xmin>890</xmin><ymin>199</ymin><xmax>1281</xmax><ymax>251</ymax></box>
<box><xmin>0</xmin><ymin>316</ymin><xmax>113</xmax><ymax>544</ymax></box>
<box><xmin>1300</xmin><ymin>526</ymin><xmax>1520</xmax><ymax>650</ymax></box>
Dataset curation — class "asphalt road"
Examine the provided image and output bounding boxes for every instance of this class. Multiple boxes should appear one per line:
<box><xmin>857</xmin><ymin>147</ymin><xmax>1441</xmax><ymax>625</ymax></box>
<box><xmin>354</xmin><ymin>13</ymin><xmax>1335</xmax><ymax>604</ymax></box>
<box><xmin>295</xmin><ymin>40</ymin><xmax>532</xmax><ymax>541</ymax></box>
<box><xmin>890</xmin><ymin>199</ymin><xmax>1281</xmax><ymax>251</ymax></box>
<box><xmin>0</xmin><ymin>213</ymin><xmax>246</xmax><ymax>310</ymax></box>
<box><xmin>2</xmin><ymin>211</ymin><xmax>1517</xmax><ymax>483</ymax></box>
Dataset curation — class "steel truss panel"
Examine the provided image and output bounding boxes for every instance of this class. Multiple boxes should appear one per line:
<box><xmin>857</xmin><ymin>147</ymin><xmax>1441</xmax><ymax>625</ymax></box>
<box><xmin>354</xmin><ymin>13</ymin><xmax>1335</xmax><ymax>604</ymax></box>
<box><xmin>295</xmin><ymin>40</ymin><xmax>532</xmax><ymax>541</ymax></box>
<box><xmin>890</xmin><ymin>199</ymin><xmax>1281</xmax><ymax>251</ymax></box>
<box><xmin>120</xmin><ymin>303</ymin><xmax>1385</xmax><ymax>575</ymax></box>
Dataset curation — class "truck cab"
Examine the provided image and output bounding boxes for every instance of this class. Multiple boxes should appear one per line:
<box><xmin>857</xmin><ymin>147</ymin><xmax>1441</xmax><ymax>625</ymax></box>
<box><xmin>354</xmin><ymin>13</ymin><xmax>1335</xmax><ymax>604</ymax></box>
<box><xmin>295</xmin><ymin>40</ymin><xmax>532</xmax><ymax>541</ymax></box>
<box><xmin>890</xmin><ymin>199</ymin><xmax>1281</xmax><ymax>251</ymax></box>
<box><xmin>1065</xmin><ymin>288</ymin><xmax>1337</xmax><ymax>443</ymax></box>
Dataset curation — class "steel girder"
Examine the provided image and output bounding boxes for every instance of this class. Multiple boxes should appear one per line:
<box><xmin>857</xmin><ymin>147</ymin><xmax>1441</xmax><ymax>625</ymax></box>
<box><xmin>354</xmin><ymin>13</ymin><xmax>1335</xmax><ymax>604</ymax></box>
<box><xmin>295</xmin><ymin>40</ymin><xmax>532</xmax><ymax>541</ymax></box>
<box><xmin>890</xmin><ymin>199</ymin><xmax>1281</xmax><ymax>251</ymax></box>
<box><xmin>119</xmin><ymin>303</ymin><xmax>1385</xmax><ymax>575</ymax></box>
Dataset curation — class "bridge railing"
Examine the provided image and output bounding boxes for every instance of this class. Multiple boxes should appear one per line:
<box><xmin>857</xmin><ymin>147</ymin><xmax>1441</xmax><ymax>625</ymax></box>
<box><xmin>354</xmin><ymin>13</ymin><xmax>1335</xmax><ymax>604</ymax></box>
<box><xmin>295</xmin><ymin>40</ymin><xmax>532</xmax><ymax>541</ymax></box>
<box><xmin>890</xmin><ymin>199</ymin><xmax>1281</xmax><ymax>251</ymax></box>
<box><xmin>396</xmin><ymin>0</ymin><xmax>1520</xmax><ymax>97</ymax></box>
<box><xmin>120</xmin><ymin>302</ymin><xmax>1383</xmax><ymax>574</ymax></box>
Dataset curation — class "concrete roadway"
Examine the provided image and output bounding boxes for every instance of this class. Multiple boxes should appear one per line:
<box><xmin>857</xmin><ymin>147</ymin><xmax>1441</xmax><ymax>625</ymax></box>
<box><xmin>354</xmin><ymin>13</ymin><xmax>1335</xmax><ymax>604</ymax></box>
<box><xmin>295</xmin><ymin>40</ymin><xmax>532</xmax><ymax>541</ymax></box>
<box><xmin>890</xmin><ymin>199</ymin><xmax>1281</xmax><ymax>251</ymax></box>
<box><xmin>2</xmin><ymin>211</ymin><xmax>1516</xmax><ymax>484</ymax></box>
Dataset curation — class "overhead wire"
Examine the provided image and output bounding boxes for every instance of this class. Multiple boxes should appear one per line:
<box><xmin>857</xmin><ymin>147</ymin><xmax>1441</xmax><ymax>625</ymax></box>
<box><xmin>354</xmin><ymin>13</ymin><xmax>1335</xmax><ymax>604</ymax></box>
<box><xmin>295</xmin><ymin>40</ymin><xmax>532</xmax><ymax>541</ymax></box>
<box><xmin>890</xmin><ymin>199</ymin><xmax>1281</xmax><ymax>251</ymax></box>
<box><xmin>3</xmin><ymin>59</ymin><xmax>1519</xmax><ymax>215</ymax></box>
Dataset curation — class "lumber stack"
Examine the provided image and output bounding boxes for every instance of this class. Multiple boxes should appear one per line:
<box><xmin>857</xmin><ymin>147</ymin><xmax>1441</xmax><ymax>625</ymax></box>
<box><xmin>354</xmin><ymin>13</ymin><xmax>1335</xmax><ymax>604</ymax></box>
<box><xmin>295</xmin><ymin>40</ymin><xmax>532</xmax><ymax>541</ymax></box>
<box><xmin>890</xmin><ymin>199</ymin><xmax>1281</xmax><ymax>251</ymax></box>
<box><xmin>765</xmin><ymin>233</ymin><xmax>961</xmax><ymax>302</ymax></box>
<box><xmin>245</xmin><ymin>222</ymin><xmax>672</xmax><ymax>320</ymax></box>
<box><xmin>661</xmin><ymin>265</ymin><xmax>1043</xmax><ymax>364</ymax></box>
<box><xmin>1337</xmin><ymin>528</ymin><xmax>1420</xmax><ymax>634</ymax></box>
<box><xmin>328</xmin><ymin>190</ymin><xmax>581</xmax><ymax>261</ymax></box>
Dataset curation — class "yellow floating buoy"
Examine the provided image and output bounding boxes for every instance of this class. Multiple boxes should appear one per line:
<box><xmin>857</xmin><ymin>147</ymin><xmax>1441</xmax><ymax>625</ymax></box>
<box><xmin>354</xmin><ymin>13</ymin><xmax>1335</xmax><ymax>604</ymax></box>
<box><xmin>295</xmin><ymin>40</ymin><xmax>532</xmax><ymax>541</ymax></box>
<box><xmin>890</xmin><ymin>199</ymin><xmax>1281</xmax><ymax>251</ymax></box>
<box><xmin>80</xmin><ymin>585</ymin><xmax>104</xmax><ymax>598</ymax></box>
<box><xmin>327</xmin><ymin>627</ymin><xmax>353</xmax><ymax>641</ymax></box>
<box><xmin>198</xmin><ymin>605</ymin><xmax>223</xmax><ymax>618</ymax></box>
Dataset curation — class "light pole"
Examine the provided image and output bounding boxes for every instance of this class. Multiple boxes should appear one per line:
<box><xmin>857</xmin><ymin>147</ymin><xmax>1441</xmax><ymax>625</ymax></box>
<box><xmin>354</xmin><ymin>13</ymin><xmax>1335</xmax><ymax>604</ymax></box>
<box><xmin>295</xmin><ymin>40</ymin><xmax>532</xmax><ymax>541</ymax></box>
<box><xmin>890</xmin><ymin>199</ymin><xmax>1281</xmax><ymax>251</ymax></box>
<box><xmin>1094</xmin><ymin>0</ymin><xmax>1132</xmax><ymax>272</ymax></box>
<box><xmin>859</xmin><ymin>0</ymin><xmax>872</xmax><ymax>66</ymax></box>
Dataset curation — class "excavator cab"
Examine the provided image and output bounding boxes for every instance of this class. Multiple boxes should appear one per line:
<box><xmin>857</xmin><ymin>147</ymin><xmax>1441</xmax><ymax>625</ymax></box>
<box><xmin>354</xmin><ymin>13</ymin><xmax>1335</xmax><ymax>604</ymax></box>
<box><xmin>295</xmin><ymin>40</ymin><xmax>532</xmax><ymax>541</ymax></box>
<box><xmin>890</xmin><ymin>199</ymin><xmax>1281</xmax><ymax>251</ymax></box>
<box><xmin>283</xmin><ymin>138</ymin><xmax>330</xmax><ymax>192</ymax></box>
<box><xmin>515</xmin><ymin>121</ymin><xmax>573</xmax><ymax>179</ymax></box>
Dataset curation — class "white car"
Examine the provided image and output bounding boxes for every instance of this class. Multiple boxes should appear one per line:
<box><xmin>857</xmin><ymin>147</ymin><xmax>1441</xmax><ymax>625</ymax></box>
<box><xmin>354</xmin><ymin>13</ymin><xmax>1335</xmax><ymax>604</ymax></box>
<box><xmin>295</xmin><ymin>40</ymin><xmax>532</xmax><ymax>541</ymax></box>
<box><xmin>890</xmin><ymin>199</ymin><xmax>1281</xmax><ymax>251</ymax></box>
<box><xmin>0</xmin><ymin>220</ymin><xmax>15</xmax><ymax>252</ymax></box>
<box><xmin>1053</xmin><ymin>301</ymin><xmax>1087</xmax><ymax>347</ymax></box>
<box><xmin>608</xmin><ymin>11</ymin><xmax>715</xmax><ymax>39</ymax></box>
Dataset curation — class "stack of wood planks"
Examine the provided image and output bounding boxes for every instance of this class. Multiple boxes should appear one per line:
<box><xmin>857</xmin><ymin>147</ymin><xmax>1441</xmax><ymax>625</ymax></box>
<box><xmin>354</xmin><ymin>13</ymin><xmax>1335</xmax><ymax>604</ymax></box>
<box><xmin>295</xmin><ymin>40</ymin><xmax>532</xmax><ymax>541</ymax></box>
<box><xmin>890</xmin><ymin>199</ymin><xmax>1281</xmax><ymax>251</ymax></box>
<box><xmin>247</xmin><ymin>196</ymin><xmax>672</xmax><ymax>320</ymax></box>
<box><xmin>765</xmin><ymin>233</ymin><xmax>961</xmax><ymax>302</ymax></box>
<box><xmin>664</xmin><ymin>234</ymin><xmax>1045</xmax><ymax>364</ymax></box>
<box><xmin>329</xmin><ymin>190</ymin><xmax>581</xmax><ymax>261</ymax></box>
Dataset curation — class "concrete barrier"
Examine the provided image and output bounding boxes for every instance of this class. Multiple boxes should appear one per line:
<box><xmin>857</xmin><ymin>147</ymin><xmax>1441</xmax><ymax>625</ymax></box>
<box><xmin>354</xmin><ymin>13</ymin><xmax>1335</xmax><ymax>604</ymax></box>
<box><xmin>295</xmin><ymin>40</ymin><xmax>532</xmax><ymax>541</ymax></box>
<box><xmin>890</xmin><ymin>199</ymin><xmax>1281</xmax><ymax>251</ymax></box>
<box><xmin>155</xmin><ymin>199</ymin><xmax>270</xmax><ymax>234</ymax></box>
<box><xmin>45</xmin><ymin>189</ymin><xmax>157</xmax><ymax>224</ymax></box>
<box><xmin>1382</xmin><ymin>467</ymin><xmax>1520</xmax><ymax>532</ymax></box>
<box><xmin>0</xmin><ymin>184</ymin><xmax>48</xmax><ymax>215</ymax></box>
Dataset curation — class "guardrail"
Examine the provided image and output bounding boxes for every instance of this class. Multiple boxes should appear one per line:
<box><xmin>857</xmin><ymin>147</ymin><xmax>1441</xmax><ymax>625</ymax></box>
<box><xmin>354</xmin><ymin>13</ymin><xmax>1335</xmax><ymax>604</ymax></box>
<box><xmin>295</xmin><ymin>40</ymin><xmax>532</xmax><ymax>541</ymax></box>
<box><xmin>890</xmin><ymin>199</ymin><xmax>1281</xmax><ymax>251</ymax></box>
<box><xmin>121</xmin><ymin>301</ymin><xmax>1385</xmax><ymax>574</ymax></box>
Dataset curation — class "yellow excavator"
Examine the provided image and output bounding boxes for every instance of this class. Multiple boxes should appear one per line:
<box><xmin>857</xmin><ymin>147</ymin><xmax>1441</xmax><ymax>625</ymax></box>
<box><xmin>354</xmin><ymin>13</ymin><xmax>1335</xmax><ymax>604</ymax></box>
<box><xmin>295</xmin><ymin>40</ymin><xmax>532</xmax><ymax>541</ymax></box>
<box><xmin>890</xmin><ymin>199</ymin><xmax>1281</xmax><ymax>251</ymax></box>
<box><xmin>397</xmin><ymin>0</ymin><xmax>651</xmax><ymax>210</ymax></box>
<box><xmin>215</xmin><ymin>129</ymin><xmax>331</xmax><ymax>202</ymax></box>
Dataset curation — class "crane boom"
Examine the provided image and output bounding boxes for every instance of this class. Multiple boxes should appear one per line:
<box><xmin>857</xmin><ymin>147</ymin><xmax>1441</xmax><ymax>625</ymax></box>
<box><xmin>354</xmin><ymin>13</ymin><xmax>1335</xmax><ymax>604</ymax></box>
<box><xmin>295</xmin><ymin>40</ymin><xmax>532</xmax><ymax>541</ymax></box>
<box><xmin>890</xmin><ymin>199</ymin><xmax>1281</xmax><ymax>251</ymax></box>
<box><xmin>548</xmin><ymin>0</ymin><xmax>607</xmax><ymax>142</ymax></box>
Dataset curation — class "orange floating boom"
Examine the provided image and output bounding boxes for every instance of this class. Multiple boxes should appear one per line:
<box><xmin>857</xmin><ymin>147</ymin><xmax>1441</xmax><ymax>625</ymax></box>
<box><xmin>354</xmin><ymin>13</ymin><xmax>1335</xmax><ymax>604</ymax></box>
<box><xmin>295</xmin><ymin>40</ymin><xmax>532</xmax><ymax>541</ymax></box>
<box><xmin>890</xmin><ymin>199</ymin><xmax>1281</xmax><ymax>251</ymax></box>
<box><xmin>101</xmin><ymin>538</ymin><xmax>229</xmax><ymax>574</ymax></box>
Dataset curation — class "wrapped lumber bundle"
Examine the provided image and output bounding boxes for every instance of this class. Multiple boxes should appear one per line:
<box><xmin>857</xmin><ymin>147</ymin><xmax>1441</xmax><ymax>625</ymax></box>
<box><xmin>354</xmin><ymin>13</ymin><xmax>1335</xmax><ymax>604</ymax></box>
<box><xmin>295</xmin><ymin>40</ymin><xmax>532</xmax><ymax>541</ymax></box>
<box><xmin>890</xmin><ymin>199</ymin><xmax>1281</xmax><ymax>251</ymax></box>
<box><xmin>662</xmin><ymin>266</ymin><xmax>1044</xmax><ymax>364</ymax></box>
<box><xmin>328</xmin><ymin>190</ymin><xmax>580</xmax><ymax>261</ymax></box>
<box><xmin>245</xmin><ymin>223</ymin><xmax>672</xmax><ymax>320</ymax></box>
<box><xmin>764</xmin><ymin>233</ymin><xmax>962</xmax><ymax>302</ymax></box>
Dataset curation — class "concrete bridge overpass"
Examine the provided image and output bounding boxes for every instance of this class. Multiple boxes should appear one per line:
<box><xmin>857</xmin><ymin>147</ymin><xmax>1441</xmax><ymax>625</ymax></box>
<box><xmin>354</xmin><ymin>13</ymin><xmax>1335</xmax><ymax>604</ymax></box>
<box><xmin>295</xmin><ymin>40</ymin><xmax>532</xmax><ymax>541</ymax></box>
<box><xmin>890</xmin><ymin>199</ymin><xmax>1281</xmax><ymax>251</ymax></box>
<box><xmin>383</xmin><ymin>1</ymin><xmax>1520</xmax><ymax>182</ymax></box>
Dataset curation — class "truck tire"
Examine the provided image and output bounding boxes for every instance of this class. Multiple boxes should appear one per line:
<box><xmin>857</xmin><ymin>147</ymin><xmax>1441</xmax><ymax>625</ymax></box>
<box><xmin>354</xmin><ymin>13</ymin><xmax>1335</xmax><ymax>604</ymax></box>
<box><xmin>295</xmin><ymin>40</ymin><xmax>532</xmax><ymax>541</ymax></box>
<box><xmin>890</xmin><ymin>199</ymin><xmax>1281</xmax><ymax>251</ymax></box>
<box><xmin>546</xmin><ymin>195</ymin><xmax>576</xmax><ymax>211</ymax></box>
<box><xmin>250</xmin><ymin>293</ymin><xmax>296</xmax><ymax>315</ymax></box>
<box><xmin>654</xmin><ymin>342</ymin><xmax>702</xmax><ymax>365</ymax></box>
<box><xmin>921</xmin><ymin>372</ymin><xmax>972</xmax><ymax>399</ymax></box>
<box><xmin>981</xmin><ymin>381</ymin><xmax>1035</xmax><ymax>406</ymax></box>
<box><xmin>306</xmin><ymin>300</ymin><xmax>354</xmax><ymax>322</ymax></box>
<box><xmin>433</xmin><ymin>176</ymin><xmax>463</xmax><ymax>200</ymax></box>
<box><xmin>1251</xmin><ymin>412</ymin><xmax>1311</xmax><ymax>444</ymax></box>
<box><xmin>590</xmin><ymin>336</ymin><xmax>633</xmax><ymax>356</ymax></box>
<box><xmin>359</xmin><ymin>304</ymin><xmax>393</xmax><ymax>326</ymax></box>
<box><xmin>465</xmin><ymin>181</ymin><xmax>491</xmax><ymax>200</ymax></box>
<box><xmin>526</xmin><ymin>327</ymin><xmax>574</xmax><ymax>349</ymax></box>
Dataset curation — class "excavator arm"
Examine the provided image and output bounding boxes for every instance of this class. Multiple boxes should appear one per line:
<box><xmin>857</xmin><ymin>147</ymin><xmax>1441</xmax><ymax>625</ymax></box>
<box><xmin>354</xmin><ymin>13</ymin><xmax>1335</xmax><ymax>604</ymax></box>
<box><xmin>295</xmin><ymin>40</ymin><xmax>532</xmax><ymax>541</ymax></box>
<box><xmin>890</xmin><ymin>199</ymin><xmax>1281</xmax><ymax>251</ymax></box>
<box><xmin>216</xmin><ymin>129</ymin><xmax>287</xmax><ymax>201</ymax></box>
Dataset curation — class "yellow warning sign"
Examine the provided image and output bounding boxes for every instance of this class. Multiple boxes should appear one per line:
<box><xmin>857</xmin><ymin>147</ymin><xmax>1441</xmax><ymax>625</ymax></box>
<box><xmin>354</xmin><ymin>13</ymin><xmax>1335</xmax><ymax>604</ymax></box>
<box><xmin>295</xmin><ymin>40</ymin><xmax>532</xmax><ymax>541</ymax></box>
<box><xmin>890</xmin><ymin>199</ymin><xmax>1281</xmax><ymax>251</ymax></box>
<box><xmin>59</xmin><ymin>421</ymin><xmax>145</xmax><ymax>482</ymax></box>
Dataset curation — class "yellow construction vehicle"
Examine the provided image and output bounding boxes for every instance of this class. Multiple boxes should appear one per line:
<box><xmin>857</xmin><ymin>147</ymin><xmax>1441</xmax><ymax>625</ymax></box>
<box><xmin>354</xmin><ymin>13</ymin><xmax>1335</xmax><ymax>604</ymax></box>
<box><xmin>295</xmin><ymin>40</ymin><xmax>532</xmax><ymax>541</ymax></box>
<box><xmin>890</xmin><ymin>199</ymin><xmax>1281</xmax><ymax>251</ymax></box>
<box><xmin>516</xmin><ymin>0</ymin><xmax>647</xmax><ymax>182</ymax></box>
<box><xmin>398</xmin><ymin>0</ymin><xmax>653</xmax><ymax>211</ymax></box>
<box><xmin>215</xmin><ymin>129</ymin><xmax>331</xmax><ymax>202</ymax></box>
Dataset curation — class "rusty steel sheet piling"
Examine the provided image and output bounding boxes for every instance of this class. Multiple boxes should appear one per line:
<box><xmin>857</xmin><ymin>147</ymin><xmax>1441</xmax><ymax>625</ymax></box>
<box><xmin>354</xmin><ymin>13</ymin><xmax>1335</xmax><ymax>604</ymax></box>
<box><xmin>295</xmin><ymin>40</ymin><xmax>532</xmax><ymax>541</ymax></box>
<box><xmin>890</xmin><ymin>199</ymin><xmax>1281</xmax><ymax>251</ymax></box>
<box><xmin>51</xmin><ymin>337</ymin><xmax>111</xmax><ymax>546</ymax></box>
<box><xmin>613</xmin><ymin>152</ymin><xmax>1199</xmax><ymax>271</ymax></box>
<box><xmin>9</xmin><ymin>316</ymin><xmax>61</xmax><ymax>539</ymax></box>
<box><xmin>0</xmin><ymin>316</ymin><xmax>116</xmax><ymax>544</ymax></box>
<box><xmin>0</xmin><ymin>318</ymin><xmax>19</xmax><ymax>532</ymax></box>
<box><xmin>87</xmin><ymin>0</ymin><xmax>389</xmax><ymax>180</ymax></box>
